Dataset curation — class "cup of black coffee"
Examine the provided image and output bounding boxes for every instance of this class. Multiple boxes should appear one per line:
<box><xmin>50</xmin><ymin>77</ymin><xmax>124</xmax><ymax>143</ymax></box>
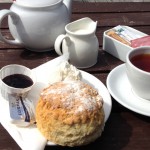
<box><xmin>126</xmin><ymin>46</ymin><xmax>150</xmax><ymax>100</ymax></box>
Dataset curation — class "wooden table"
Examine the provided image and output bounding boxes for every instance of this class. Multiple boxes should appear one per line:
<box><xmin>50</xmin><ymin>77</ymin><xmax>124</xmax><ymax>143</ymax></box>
<box><xmin>0</xmin><ymin>2</ymin><xmax>150</xmax><ymax>150</ymax></box>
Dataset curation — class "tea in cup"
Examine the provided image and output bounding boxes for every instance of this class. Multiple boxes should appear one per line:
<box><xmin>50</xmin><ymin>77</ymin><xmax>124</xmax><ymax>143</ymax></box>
<box><xmin>126</xmin><ymin>46</ymin><xmax>150</xmax><ymax>100</ymax></box>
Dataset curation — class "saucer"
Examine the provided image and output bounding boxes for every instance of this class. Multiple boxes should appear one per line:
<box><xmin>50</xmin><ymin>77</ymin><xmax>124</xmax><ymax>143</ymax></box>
<box><xmin>107</xmin><ymin>64</ymin><xmax>150</xmax><ymax>117</ymax></box>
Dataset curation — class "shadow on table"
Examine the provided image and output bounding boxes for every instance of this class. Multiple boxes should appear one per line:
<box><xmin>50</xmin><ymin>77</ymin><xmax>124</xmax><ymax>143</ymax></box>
<box><xmin>134</xmin><ymin>113</ymin><xmax>150</xmax><ymax>123</ymax></box>
<box><xmin>20</xmin><ymin>49</ymin><xmax>57</xmax><ymax>60</ymax></box>
<box><xmin>45</xmin><ymin>113</ymin><xmax>132</xmax><ymax>150</ymax></box>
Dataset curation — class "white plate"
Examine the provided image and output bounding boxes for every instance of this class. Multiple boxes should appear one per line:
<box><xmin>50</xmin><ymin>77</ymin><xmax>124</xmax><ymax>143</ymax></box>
<box><xmin>30</xmin><ymin>69</ymin><xmax>112</xmax><ymax>124</ymax></box>
<box><xmin>0</xmin><ymin>58</ymin><xmax>112</xmax><ymax>148</ymax></box>
<box><xmin>107</xmin><ymin>64</ymin><xmax>150</xmax><ymax>117</ymax></box>
<box><xmin>30</xmin><ymin>63</ymin><xmax>112</xmax><ymax>145</ymax></box>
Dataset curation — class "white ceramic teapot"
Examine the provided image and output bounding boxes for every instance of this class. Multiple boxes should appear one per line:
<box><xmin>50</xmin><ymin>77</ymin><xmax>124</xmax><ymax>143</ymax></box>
<box><xmin>0</xmin><ymin>0</ymin><xmax>72</xmax><ymax>52</ymax></box>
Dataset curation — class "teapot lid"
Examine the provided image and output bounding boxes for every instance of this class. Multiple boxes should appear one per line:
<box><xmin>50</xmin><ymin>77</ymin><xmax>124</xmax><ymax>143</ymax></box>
<box><xmin>14</xmin><ymin>0</ymin><xmax>62</xmax><ymax>7</ymax></box>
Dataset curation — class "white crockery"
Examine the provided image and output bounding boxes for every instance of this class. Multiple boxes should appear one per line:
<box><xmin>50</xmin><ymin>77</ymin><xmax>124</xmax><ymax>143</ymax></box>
<box><xmin>107</xmin><ymin>64</ymin><xmax>150</xmax><ymax>117</ymax></box>
<box><xmin>126</xmin><ymin>46</ymin><xmax>150</xmax><ymax>100</ymax></box>
<box><xmin>103</xmin><ymin>26</ymin><xmax>147</xmax><ymax>62</ymax></box>
<box><xmin>15</xmin><ymin>0</ymin><xmax>61</xmax><ymax>7</ymax></box>
<box><xmin>0</xmin><ymin>58</ymin><xmax>112</xmax><ymax>148</ymax></box>
<box><xmin>54</xmin><ymin>17</ymin><xmax>99</xmax><ymax>68</ymax></box>
<box><xmin>0</xmin><ymin>64</ymin><xmax>36</xmax><ymax>126</ymax></box>
<box><xmin>0</xmin><ymin>64</ymin><xmax>36</xmax><ymax>98</ymax></box>
<box><xmin>0</xmin><ymin>0</ymin><xmax>72</xmax><ymax>52</ymax></box>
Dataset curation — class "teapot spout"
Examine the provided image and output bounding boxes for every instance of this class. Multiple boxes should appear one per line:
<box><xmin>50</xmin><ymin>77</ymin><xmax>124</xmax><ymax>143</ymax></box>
<box><xmin>63</xmin><ymin>0</ymin><xmax>72</xmax><ymax>18</ymax></box>
<box><xmin>94</xmin><ymin>21</ymin><xmax>98</xmax><ymax>33</ymax></box>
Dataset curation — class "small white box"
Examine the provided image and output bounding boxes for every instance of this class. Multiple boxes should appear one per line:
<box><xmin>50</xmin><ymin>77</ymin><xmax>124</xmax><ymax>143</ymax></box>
<box><xmin>103</xmin><ymin>26</ymin><xmax>147</xmax><ymax>62</ymax></box>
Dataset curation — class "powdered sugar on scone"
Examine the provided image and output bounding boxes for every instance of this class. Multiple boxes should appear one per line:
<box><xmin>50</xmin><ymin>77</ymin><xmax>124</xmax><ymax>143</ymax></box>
<box><xmin>40</xmin><ymin>80</ymin><xmax>103</xmax><ymax>114</ymax></box>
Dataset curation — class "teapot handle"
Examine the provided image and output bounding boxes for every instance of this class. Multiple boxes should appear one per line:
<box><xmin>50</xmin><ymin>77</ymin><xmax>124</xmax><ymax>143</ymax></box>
<box><xmin>54</xmin><ymin>34</ymin><xmax>71</xmax><ymax>56</ymax></box>
<box><xmin>0</xmin><ymin>9</ymin><xmax>23</xmax><ymax>46</ymax></box>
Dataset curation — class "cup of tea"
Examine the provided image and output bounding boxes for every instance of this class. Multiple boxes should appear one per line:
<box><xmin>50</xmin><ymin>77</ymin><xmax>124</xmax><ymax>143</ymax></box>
<box><xmin>0</xmin><ymin>64</ymin><xmax>36</xmax><ymax>126</ymax></box>
<box><xmin>126</xmin><ymin>46</ymin><xmax>150</xmax><ymax>100</ymax></box>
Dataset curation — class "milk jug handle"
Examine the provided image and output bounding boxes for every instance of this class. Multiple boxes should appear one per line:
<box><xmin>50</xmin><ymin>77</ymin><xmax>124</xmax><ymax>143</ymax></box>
<box><xmin>54</xmin><ymin>34</ymin><xmax>71</xmax><ymax>55</ymax></box>
<box><xmin>0</xmin><ymin>9</ymin><xmax>22</xmax><ymax>46</ymax></box>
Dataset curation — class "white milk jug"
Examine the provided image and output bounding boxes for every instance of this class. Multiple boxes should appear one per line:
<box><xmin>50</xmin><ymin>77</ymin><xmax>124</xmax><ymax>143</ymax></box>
<box><xmin>55</xmin><ymin>17</ymin><xmax>99</xmax><ymax>68</ymax></box>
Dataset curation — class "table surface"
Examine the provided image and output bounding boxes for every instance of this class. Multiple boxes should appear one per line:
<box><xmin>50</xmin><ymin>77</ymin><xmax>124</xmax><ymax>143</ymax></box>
<box><xmin>0</xmin><ymin>2</ymin><xmax>150</xmax><ymax>150</ymax></box>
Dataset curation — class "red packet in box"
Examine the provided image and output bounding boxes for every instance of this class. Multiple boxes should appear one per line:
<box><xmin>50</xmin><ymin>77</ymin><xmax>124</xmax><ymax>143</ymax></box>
<box><xmin>131</xmin><ymin>35</ymin><xmax>150</xmax><ymax>48</ymax></box>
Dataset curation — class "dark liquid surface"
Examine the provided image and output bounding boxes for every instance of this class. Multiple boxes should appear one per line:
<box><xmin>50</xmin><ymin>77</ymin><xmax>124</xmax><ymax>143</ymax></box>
<box><xmin>2</xmin><ymin>74</ymin><xmax>33</xmax><ymax>88</ymax></box>
<box><xmin>130</xmin><ymin>54</ymin><xmax>150</xmax><ymax>72</ymax></box>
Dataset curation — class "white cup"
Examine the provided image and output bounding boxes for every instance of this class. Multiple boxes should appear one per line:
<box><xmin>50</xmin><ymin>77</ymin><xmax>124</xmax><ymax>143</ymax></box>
<box><xmin>126</xmin><ymin>46</ymin><xmax>150</xmax><ymax>100</ymax></box>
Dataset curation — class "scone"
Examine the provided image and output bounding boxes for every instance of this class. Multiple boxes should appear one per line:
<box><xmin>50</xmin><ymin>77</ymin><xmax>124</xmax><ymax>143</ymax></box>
<box><xmin>36</xmin><ymin>80</ymin><xmax>104</xmax><ymax>146</ymax></box>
